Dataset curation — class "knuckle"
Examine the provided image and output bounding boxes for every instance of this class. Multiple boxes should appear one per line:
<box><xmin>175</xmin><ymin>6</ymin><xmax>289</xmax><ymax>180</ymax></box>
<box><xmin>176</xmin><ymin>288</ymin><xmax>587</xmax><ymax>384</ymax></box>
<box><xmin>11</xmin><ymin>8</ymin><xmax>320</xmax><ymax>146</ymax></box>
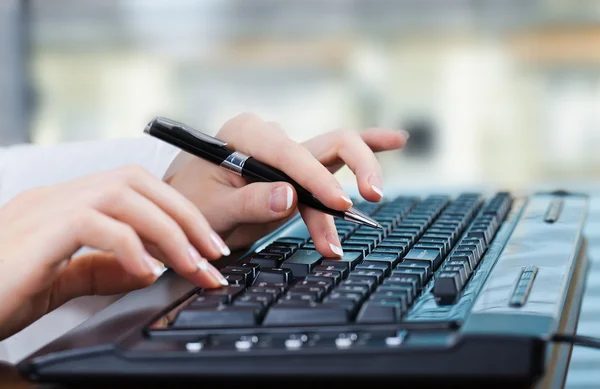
<box><xmin>117</xmin><ymin>164</ymin><xmax>148</xmax><ymax>182</ymax></box>
<box><xmin>69</xmin><ymin>208</ymin><xmax>94</xmax><ymax>232</ymax></box>
<box><xmin>335</xmin><ymin>128</ymin><xmax>357</xmax><ymax>145</ymax></box>
<box><xmin>115</xmin><ymin>224</ymin><xmax>140</xmax><ymax>250</ymax></box>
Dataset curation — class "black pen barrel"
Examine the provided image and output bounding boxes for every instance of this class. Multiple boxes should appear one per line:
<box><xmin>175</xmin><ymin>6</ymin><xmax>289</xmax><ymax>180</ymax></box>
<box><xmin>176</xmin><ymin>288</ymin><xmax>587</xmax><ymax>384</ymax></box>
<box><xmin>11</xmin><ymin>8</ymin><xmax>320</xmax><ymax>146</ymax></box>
<box><xmin>241</xmin><ymin>157</ymin><xmax>345</xmax><ymax>218</ymax></box>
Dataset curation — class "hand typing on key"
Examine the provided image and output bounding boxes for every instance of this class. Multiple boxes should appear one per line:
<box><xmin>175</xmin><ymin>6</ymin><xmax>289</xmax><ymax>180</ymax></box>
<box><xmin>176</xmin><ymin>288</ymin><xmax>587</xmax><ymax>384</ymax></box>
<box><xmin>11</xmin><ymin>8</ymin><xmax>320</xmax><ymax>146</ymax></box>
<box><xmin>168</xmin><ymin>113</ymin><xmax>408</xmax><ymax>257</ymax></box>
<box><xmin>0</xmin><ymin>112</ymin><xmax>407</xmax><ymax>341</ymax></box>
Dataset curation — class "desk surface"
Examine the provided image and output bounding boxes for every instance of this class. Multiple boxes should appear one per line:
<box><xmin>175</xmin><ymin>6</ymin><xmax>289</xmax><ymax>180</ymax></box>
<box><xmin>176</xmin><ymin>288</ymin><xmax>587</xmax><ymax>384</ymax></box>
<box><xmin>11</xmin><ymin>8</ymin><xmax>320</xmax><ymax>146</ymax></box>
<box><xmin>2</xmin><ymin>194</ymin><xmax>600</xmax><ymax>388</ymax></box>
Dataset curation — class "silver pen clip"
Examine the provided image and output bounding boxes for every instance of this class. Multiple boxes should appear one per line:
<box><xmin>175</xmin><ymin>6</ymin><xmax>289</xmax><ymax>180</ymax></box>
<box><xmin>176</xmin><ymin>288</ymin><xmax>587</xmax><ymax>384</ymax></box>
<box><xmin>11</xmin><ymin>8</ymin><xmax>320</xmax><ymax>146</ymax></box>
<box><xmin>145</xmin><ymin>116</ymin><xmax>228</xmax><ymax>147</ymax></box>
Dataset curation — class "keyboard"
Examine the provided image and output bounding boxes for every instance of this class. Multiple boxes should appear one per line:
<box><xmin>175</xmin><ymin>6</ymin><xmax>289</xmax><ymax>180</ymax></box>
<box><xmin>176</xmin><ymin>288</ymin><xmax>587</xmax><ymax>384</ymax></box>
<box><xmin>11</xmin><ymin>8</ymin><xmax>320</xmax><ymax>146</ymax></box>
<box><xmin>17</xmin><ymin>190</ymin><xmax>590</xmax><ymax>387</ymax></box>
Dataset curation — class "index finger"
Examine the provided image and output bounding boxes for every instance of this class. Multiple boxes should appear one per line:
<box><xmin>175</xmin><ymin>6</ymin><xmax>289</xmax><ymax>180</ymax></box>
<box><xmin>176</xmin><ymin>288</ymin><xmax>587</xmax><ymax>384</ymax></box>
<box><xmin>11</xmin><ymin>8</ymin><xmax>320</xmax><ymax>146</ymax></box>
<box><xmin>217</xmin><ymin>113</ymin><xmax>353</xmax><ymax>211</ymax></box>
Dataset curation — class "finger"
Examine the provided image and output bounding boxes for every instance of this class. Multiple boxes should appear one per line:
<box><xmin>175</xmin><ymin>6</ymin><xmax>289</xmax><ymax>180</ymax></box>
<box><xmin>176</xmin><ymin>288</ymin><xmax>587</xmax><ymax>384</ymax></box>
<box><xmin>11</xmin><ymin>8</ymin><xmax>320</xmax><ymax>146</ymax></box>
<box><xmin>359</xmin><ymin>128</ymin><xmax>409</xmax><ymax>152</ymax></box>
<box><xmin>303</xmin><ymin>128</ymin><xmax>409</xmax><ymax>176</ymax></box>
<box><xmin>223</xmin><ymin>182</ymin><xmax>297</xmax><ymax>225</ymax></box>
<box><xmin>47</xmin><ymin>251</ymin><xmax>154</xmax><ymax>311</ymax></box>
<box><xmin>71</xmin><ymin>209</ymin><xmax>164</xmax><ymax>280</ymax></box>
<box><xmin>299</xmin><ymin>205</ymin><xmax>343</xmax><ymax>258</ymax></box>
<box><xmin>102</xmin><ymin>165</ymin><xmax>231</xmax><ymax>261</ymax></box>
<box><xmin>303</xmin><ymin>130</ymin><xmax>385</xmax><ymax>202</ymax></box>
<box><xmin>217</xmin><ymin>114</ymin><xmax>353</xmax><ymax>211</ymax></box>
<box><xmin>96</xmin><ymin>188</ymin><xmax>227</xmax><ymax>287</ymax></box>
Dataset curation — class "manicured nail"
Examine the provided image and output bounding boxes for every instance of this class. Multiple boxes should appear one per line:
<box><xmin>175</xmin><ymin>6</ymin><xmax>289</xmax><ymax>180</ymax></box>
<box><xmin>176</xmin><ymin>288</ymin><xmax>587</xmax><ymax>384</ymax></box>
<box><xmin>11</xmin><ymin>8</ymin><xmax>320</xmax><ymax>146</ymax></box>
<box><xmin>142</xmin><ymin>252</ymin><xmax>164</xmax><ymax>277</ymax></box>
<box><xmin>340</xmin><ymin>194</ymin><xmax>353</xmax><ymax>207</ymax></box>
<box><xmin>368</xmin><ymin>173</ymin><xmax>383</xmax><ymax>199</ymax></box>
<box><xmin>207</xmin><ymin>264</ymin><xmax>229</xmax><ymax>286</ymax></box>
<box><xmin>326</xmin><ymin>231</ymin><xmax>344</xmax><ymax>257</ymax></box>
<box><xmin>210</xmin><ymin>232</ymin><xmax>231</xmax><ymax>256</ymax></box>
<box><xmin>399</xmin><ymin>129</ymin><xmax>410</xmax><ymax>140</ymax></box>
<box><xmin>269</xmin><ymin>185</ymin><xmax>293</xmax><ymax>212</ymax></box>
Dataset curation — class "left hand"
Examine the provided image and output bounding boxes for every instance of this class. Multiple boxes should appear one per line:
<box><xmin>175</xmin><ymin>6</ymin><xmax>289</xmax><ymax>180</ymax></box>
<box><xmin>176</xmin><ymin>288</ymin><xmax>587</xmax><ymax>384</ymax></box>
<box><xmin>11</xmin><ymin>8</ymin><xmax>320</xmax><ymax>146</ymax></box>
<box><xmin>167</xmin><ymin>113</ymin><xmax>408</xmax><ymax>258</ymax></box>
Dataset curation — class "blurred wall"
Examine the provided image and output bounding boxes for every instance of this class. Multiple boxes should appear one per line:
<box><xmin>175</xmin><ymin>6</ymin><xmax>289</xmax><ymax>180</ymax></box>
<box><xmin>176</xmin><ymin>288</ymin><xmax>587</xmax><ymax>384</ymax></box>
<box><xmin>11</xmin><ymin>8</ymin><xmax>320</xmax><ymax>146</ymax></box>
<box><xmin>12</xmin><ymin>0</ymin><xmax>600</xmax><ymax>189</ymax></box>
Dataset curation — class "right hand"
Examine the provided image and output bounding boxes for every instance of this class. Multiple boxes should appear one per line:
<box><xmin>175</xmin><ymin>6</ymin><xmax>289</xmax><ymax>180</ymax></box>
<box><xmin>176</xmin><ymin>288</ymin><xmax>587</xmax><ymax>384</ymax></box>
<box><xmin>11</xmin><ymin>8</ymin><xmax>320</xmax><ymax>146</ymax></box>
<box><xmin>0</xmin><ymin>165</ymin><xmax>229</xmax><ymax>341</ymax></box>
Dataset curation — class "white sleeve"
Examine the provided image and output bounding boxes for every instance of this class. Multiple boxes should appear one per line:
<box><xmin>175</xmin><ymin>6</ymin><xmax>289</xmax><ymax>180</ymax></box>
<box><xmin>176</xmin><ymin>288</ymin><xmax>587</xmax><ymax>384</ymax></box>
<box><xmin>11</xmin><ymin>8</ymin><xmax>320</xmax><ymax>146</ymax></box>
<box><xmin>0</xmin><ymin>136</ymin><xmax>182</xmax><ymax>205</ymax></box>
<box><xmin>0</xmin><ymin>136</ymin><xmax>186</xmax><ymax>364</ymax></box>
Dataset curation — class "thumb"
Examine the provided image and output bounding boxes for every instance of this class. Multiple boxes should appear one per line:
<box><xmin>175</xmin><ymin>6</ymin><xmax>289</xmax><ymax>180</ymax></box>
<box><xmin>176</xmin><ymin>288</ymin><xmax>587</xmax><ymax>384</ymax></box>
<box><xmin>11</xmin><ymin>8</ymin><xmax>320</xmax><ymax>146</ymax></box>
<box><xmin>47</xmin><ymin>251</ymin><xmax>161</xmax><ymax>312</ymax></box>
<box><xmin>228</xmin><ymin>182</ymin><xmax>297</xmax><ymax>225</ymax></box>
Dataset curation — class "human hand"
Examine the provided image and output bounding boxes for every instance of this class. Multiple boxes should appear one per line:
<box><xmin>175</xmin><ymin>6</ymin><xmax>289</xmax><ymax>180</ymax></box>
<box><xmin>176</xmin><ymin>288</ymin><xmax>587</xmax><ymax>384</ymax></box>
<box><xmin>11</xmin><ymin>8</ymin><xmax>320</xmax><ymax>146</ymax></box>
<box><xmin>167</xmin><ymin>113</ymin><xmax>408</xmax><ymax>258</ymax></box>
<box><xmin>0</xmin><ymin>165</ymin><xmax>230</xmax><ymax>340</ymax></box>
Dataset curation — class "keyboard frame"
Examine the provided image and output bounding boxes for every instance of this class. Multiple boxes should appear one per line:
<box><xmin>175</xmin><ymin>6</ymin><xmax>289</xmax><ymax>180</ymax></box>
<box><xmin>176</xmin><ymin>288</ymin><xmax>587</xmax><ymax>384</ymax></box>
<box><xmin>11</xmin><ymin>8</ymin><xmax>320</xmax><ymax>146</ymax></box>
<box><xmin>16</xmin><ymin>191</ymin><xmax>590</xmax><ymax>388</ymax></box>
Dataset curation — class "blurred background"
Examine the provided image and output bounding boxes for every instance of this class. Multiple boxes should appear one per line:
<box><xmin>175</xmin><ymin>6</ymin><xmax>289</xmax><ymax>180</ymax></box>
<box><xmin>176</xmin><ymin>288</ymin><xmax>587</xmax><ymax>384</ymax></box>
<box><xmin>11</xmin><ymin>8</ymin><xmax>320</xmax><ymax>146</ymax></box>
<box><xmin>1</xmin><ymin>0</ymin><xmax>599</xmax><ymax>192</ymax></box>
<box><xmin>1</xmin><ymin>1</ymin><xmax>600</xmax><ymax>387</ymax></box>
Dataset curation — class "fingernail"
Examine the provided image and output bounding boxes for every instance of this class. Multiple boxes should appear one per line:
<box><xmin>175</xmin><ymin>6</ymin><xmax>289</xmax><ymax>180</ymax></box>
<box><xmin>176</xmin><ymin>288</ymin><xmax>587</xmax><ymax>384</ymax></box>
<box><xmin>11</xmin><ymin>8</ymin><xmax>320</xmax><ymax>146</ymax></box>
<box><xmin>210</xmin><ymin>232</ymin><xmax>231</xmax><ymax>256</ymax></box>
<box><xmin>325</xmin><ymin>231</ymin><xmax>344</xmax><ymax>257</ymax></box>
<box><xmin>142</xmin><ymin>252</ymin><xmax>164</xmax><ymax>277</ymax></box>
<box><xmin>339</xmin><ymin>193</ymin><xmax>353</xmax><ymax>207</ymax></box>
<box><xmin>368</xmin><ymin>173</ymin><xmax>383</xmax><ymax>198</ymax></box>
<box><xmin>269</xmin><ymin>185</ymin><xmax>293</xmax><ymax>212</ymax></box>
<box><xmin>207</xmin><ymin>264</ymin><xmax>229</xmax><ymax>286</ymax></box>
<box><xmin>399</xmin><ymin>129</ymin><xmax>410</xmax><ymax>140</ymax></box>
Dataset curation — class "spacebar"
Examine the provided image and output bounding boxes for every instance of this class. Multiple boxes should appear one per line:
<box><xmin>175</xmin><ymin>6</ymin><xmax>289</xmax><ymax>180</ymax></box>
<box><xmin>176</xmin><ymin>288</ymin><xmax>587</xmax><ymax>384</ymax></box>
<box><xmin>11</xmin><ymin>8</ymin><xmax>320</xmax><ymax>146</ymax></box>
<box><xmin>262</xmin><ymin>306</ymin><xmax>349</xmax><ymax>326</ymax></box>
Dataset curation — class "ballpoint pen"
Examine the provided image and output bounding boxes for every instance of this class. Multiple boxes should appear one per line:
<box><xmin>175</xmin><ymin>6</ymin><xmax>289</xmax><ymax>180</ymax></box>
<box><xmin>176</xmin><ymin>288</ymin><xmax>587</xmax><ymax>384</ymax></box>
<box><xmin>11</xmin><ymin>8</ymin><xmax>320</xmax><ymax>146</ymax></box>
<box><xmin>143</xmin><ymin>116</ymin><xmax>382</xmax><ymax>229</ymax></box>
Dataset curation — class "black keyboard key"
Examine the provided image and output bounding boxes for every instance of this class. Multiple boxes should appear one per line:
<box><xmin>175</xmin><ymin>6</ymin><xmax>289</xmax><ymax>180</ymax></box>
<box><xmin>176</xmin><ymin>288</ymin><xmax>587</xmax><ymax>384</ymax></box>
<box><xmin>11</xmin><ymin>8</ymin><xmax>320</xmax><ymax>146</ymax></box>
<box><xmin>282</xmin><ymin>249</ymin><xmax>323</xmax><ymax>277</ymax></box>
<box><xmin>371</xmin><ymin>290</ymin><xmax>408</xmax><ymax>312</ymax></box>
<box><xmin>321</xmin><ymin>299</ymin><xmax>359</xmax><ymax>314</ymax></box>
<box><xmin>282</xmin><ymin>293</ymin><xmax>318</xmax><ymax>303</ymax></box>
<box><xmin>350</xmin><ymin>269</ymin><xmax>384</xmax><ymax>284</ymax></box>
<box><xmin>320</xmin><ymin>251</ymin><xmax>363</xmax><ymax>271</ymax></box>
<box><xmin>457</xmin><ymin>244</ymin><xmax>482</xmax><ymax>259</ymax></box>
<box><xmin>355</xmin><ymin>301</ymin><xmax>403</xmax><ymax>324</ymax></box>
<box><xmin>173</xmin><ymin>306</ymin><xmax>261</xmax><ymax>328</ymax></box>
<box><xmin>345</xmin><ymin>238</ymin><xmax>375</xmax><ymax>251</ymax></box>
<box><xmin>342</xmin><ymin>245</ymin><xmax>368</xmax><ymax>257</ymax></box>
<box><xmin>255</xmin><ymin>267</ymin><xmax>293</xmax><ymax>284</ymax></box>
<box><xmin>295</xmin><ymin>279</ymin><xmax>333</xmax><ymax>293</ymax></box>
<box><xmin>363</xmin><ymin>253</ymin><xmax>401</xmax><ymax>268</ymax></box>
<box><xmin>314</xmin><ymin>265</ymin><xmax>349</xmax><ymax>279</ymax></box>
<box><xmin>325</xmin><ymin>291</ymin><xmax>365</xmax><ymax>304</ymax></box>
<box><xmin>250</xmin><ymin>253</ymin><xmax>285</xmax><ymax>268</ymax></box>
<box><xmin>395</xmin><ymin>261</ymin><xmax>432</xmax><ymax>281</ymax></box>
<box><xmin>223</xmin><ymin>274</ymin><xmax>245</xmax><ymax>285</ymax></box>
<box><xmin>384</xmin><ymin>276</ymin><xmax>418</xmax><ymax>298</ymax></box>
<box><xmin>221</xmin><ymin>267</ymin><xmax>254</xmax><ymax>285</ymax></box>
<box><xmin>237</xmin><ymin>262</ymin><xmax>260</xmax><ymax>279</ymax></box>
<box><xmin>355</xmin><ymin>262</ymin><xmax>390</xmax><ymax>276</ymax></box>
<box><xmin>433</xmin><ymin>271</ymin><xmax>464</xmax><ymax>302</ymax></box>
<box><xmin>253</xmin><ymin>282</ymin><xmax>288</xmax><ymax>293</ymax></box>
<box><xmin>233</xmin><ymin>293</ymin><xmax>275</xmax><ymax>308</ymax></box>
<box><xmin>306</xmin><ymin>271</ymin><xmax>342</xmax><ymax>285</ymax></box>
<box><xmin>377</xmin><ymin>284</ymin><xmax>414</xmax><ymax>305</ymax></box>
<box><xmin>445</xmin><ymin>259</ymin><xmax>472</xmax><ymax>274</ymax></box>
<box><xmin>197</xmin><ymin>285</ymin><xmax>245</xmax><ymax>303</ymax></box>
<box><xmin>450</xmin><ymin>251</ymin><xmax>477</xmax><ymax>269</ymax></box>
<box><xmin>318</xmin><ymin>261</ymin><xmax>352</xmax><ymax>277</ymax></box>
<box><xmin>392</xmin><ymin>266</ymin><xmax>428</xmax><ymax>287</ymax></box>
<box><xmin>262</xmin><ymin>245</ymin><xmax>294</xmax><ymax>259</ymax></box>
<box><xmin>418</xmin><ymin>237</ymin><xmax>451</xmax><ymax>254</ymax></box>
<box><xmin>336</xmin><ymin>285</ymin><xmax>371</xmax><ymax>298</ymax></box>
<box><xmin>190</xmin><ymin>295</ymin><xmax>227</xmax><ymax>307</ymax></box>
<box><xmin>273</xmin><ymin>237</ymin><xmax>306</xmax><ymax>248</ymax></box>
<box><xmin>413</xmin><ymin>242</ymin><xmax>445</xmax><ymax>256</ymax></box>
<box><xmin>403</xmin><ymin>248</ymin><xmax>442</xmax><ymax>269</ymax></box>
<box><xmin>340</xmin><ymin>278</ymin><xmax>377</xmax><ymax>292</ymax></box>
<box><xmin>372</xmin><ymin>246</ymin><xmax>406</xmax><ymax>258</ymax></box>
<box><xmin>247</xmin><ymin>286</ymin><xmax>284</xmax><ymax>299</ymax></box>
<box><xmin>287</xmin><ymin>285</ymin><xmax>326</xmax><ymax>301</ymax></box>
<box><xmin>262</xmin><ymin>305</ymin><xmax>350</xmax><ymax>326</ymax></box>
<box><xmin>442</xmin><ymin>265</ymin><xmax>468</xmax><ymax>284</ymax></box>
